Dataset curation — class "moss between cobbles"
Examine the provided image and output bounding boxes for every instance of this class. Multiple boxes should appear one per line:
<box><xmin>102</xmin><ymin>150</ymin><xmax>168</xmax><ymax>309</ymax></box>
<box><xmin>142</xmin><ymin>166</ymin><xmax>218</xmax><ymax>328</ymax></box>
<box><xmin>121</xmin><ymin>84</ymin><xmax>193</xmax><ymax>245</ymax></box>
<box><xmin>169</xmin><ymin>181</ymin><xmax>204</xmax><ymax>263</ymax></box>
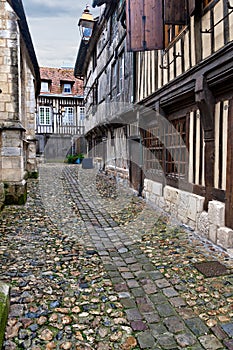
<box><xmin>27</xmin><ymin>171</ymin><xmax>39</xmax><ymax>179</ymax></box>
<box><xmin>0</xmin><ymin>283</ymin><xmax>10</xmax><ymax>350</ymax></box>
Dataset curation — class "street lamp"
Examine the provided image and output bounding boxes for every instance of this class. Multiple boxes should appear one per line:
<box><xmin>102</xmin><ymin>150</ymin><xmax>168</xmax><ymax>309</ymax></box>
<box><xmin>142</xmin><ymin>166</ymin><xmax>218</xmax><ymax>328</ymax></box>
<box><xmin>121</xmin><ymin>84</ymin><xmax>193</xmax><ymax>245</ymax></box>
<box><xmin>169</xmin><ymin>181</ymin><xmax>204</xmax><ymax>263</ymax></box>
<box><xmin>78</xmin><ymin>6</ymin><xmax>95</xmax><ymax>41</ymax></box>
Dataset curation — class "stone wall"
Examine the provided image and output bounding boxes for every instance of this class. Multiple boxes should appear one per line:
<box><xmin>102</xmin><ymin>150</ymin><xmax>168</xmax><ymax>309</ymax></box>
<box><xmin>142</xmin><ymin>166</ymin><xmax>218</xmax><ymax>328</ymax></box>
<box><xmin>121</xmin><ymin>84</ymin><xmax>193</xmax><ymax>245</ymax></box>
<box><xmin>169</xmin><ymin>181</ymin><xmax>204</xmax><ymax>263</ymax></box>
<box><xmin>0</xmin><ymin>0</ymin><xmax>38</xmax><ymax>207</ymax></box>
<box><xmin>143</xmin><ymin>179</ymin><xmax>232</xmax><ymax>253</ymax></box>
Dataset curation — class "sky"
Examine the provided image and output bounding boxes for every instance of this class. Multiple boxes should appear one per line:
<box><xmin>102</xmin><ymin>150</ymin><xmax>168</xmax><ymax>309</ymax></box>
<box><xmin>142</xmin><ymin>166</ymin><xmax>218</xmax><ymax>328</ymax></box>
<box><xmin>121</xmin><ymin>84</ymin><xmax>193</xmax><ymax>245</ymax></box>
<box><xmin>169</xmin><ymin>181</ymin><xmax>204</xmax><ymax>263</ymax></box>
<box><xmin>23</xmin><ymin>0</ymin><xmax>101</xmax><ymax>69</ymax></box>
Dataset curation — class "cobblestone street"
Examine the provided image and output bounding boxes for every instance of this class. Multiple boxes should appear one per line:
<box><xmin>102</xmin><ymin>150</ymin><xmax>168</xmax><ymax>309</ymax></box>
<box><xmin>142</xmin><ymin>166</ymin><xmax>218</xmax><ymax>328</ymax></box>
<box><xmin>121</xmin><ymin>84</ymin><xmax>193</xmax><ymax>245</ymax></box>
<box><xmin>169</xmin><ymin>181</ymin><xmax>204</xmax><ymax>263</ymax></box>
<box><xmin>1</xmin><ymin>163</ymin><xmax>233</xmax><ymax>349</ymax></box>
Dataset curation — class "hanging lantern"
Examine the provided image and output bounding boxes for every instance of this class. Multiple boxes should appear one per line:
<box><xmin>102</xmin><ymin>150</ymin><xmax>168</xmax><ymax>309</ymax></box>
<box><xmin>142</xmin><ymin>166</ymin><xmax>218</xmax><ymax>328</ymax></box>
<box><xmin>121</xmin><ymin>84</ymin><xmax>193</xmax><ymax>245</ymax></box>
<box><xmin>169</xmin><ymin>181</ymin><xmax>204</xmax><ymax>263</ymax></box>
<box><xmin>78</xmin><ymin>6</ymin><xmax>95</xmax><ymax>41</ymax></box>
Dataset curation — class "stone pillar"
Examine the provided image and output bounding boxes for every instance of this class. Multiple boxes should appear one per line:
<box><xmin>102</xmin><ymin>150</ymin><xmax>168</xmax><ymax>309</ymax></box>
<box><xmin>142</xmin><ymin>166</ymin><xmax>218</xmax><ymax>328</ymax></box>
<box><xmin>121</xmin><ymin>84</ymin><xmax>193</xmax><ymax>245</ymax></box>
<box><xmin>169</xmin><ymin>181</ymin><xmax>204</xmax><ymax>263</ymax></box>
<box><xmin>26</xmin><ymin>139</ymin><xmax>38</xmax><ymax>177</ymax></box>
<box><xmin>0</xmin><ymin>123</ymin><xmax>27</xmax><ymax>204</ymax></box>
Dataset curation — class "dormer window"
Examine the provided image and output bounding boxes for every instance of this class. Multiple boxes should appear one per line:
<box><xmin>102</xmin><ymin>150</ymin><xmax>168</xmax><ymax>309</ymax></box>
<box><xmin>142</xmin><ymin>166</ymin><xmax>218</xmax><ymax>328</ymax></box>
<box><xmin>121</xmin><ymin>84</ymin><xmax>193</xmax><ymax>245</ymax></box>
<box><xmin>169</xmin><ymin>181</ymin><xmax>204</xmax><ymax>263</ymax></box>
<box><xmin>41</xmin><ymin>81</ymin><xmax>50</xmax><ymax>93</ymax></box>
<box><xmin>63</xmin><ymin>83</ymin><xmax>72</xmax><ymax>94</ymax></box>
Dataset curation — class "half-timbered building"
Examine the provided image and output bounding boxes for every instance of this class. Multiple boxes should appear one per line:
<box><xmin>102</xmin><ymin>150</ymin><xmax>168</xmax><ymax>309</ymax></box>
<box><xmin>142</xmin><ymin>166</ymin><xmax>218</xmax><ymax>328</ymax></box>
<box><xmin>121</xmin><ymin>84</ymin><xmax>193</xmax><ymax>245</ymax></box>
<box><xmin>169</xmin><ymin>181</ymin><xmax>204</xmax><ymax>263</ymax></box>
<box><xmin>75</xmin><ymin>0</ymin><xmax>233</xmax><ymax>252</ymax></box>
<box><xmin>75</xmin><ymin>3</ymin><xmax>134</xmax><ymax>179</ymax></box>
<box><xmin>133</xmin><ymin>0</ymin><xmax>233</xmax><ymax>252</ymax></box>
<box><xmin>36</xmin><ymin>67</ymin><xmax>85</xmax><ymax>161</ymax></box>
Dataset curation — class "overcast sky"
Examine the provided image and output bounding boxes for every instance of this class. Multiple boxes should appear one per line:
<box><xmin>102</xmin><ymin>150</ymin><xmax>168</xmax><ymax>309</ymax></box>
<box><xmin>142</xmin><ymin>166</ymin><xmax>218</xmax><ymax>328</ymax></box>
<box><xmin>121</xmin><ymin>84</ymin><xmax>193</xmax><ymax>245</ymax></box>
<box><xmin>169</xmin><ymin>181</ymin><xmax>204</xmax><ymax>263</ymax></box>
<box><xmin>23</xmin><ymin>0</ymin><xmax>101</xmax><ymax>68</ymax></box>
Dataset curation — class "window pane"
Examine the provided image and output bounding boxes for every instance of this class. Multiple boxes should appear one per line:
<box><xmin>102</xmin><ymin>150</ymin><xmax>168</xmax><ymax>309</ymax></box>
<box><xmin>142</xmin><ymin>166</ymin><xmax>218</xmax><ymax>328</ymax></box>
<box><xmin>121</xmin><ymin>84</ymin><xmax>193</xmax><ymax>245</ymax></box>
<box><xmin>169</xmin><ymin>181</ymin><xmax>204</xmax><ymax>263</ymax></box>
<box><xmin>41</xmin><ymin>81</ymin><xmax>49</xmax><ymax>92</ymax></box>
<box><xmin>39</xmin><ymin>107</ymin><xmax>51</xmax><ymax>125</ymax></box>
<box><xmin>63</xmin><ymin>83</ymin><xmax>72</xmax><ymax>93</ymax></box>
<box><xmin>63</xmin><ymin>107</ymin><xmax>74</xmax><ymax>125</ymax></box>
<box><xmin>165</xmin><ymin>24</ymin><xmax>185</xmax><ymax>47</ymax></box>
<box><xmin>80</xmin><ymin>107</ymin><xmax>85</xmax><ymax>121</ymax></box>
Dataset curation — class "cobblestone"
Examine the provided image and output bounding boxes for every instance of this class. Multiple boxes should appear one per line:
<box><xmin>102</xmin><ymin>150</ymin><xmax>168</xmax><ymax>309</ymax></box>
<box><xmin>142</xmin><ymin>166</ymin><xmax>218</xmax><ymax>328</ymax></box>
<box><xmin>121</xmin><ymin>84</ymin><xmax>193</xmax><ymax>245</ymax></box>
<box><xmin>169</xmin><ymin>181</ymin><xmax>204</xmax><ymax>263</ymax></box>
<box><xmin>1</xmin><ymin>163</ymin><xmax>233</xmax><ymax>349</ymax></box>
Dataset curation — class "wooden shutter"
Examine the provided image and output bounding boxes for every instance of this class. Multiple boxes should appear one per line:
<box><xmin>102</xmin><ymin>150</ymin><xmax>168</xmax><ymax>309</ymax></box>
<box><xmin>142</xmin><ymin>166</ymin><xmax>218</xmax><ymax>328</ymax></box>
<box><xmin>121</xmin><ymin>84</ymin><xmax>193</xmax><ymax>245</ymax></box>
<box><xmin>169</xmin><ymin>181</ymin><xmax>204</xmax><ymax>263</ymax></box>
<box><xmin>126</xmin><ymin>0</ymin><xmax>164</xmax><ymax>51</ymax></box>
<box><xmin>164</xmin><ymin>0</ymin><xmax>187</xmax><ymax>25</ymax></box>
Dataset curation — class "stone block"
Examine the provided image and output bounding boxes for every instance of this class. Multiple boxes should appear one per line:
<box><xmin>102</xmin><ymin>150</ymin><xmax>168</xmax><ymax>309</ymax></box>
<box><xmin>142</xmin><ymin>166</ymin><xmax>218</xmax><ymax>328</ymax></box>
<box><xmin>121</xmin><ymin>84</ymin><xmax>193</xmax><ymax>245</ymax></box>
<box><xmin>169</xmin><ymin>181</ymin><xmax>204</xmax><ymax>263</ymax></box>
<box><xmin>208</xmin><ymin>200</ymin><xmax>225</xmax><ymax>227</ymax></box>
<box><xmin>217</xmin><ymin>227</ymin><xmax>233</xmax><ymax>249</ymax></box>
<box><xmin>187</xmin><ymin>194</ymin><xmax>205</xmax><ymax>222</ymax></box>
<box><xmin>148</xmin><ymin>193</ymin><xmax>156</xmax><ymax>204</ymax></box>
<box><xmin>197</xmin><ymin>211</ymin><xmax>209</xmax><ymax>238</ymax></box>
<box><xmin>187</xmin><ymin>219</ymin><xmax>196</xmax><ymax>230</ymax></box>
<box><xmin>144</xmin><ymin>179</ymin><xmax>152</xmax><ymax>192</ymax></box>
<box><xmin>177</xmin><ymin>213</ymin><xmax>188</xmax><ymax>224</ymax></box>
<box><xmin>164</xmin><ymin>186</ymin><xmax>179</xmax><ymax>204</ymax></box>
<box><xmin>144</xmin><ymin>191</ymin><xmax>149</xmax><ymax>201</ymax></box>
<box><xmin>2</xmin><ymin>168</ymin><xmax>23</xmax><ymax>182</ymax></box>
<box><xmin>158</xmin><ymin>197</ymin><xmax>167</xmax><ymax>210</ymax></box>
<box><xmin>152</xmin><ymin>181</ymin><xmax>163</xmax><ymax>197</ymax></box>
<box><xmin>143</xmin><ymin>179</ymin><xmax>148</xmax><ymax>191</ymax></box>
<box><xmin>2</xmin><ymin>147</ymin><xmax>21</xmax><ymax>157</ymax></box>
<box><xmin>209</xmin><ymin>224</ymin><xmax>218</xmax><ymax>244</ymax></box>
<box><xmin>179</xmin><ymin>191</ymin><xmax>189</xmax><ymax>209</ymax></box>
<box><xmin>0</xmin><ymin>102</ymin><xmax>5</xmax><ymax>112</ymax></box>
<box><xmin>163</xmin><ymin>199</ymin><xmax>171</xmax><ymax>212</ymax></box>
<box><xmin>0</xmin><ymin>282</ymin><xmax>10</xmax><ymax>349</ymax></box>
<box><xmin>170</xmin><ymin>203</ymin><xmax>178</xmax><ymax>218</ymax></box>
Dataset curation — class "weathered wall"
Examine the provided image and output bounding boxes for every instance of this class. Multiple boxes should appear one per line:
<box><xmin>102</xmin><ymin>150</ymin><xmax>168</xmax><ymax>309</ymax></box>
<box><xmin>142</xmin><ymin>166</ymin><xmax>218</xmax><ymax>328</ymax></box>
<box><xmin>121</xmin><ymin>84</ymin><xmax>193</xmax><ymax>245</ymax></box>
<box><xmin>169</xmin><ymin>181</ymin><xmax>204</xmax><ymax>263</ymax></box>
<box><xmin>144</xmin><ymin>179</ymin><xmax>233</xmax><ymax>254</ymax></box>
<box><xmin>0</xmin><ymin>0</ymin><xmax>38</xmax><ymax>205</ymax></box>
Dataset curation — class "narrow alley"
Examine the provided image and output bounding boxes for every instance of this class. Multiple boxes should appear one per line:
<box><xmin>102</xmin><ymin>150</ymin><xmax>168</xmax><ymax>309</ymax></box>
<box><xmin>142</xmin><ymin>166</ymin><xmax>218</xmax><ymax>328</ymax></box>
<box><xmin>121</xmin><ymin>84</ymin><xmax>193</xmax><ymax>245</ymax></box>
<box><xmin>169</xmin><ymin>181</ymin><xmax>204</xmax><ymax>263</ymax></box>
<box><xmin>1</xmin><ymin>163</ymin><xmax>233</xmax><ymax>349</ymax></box>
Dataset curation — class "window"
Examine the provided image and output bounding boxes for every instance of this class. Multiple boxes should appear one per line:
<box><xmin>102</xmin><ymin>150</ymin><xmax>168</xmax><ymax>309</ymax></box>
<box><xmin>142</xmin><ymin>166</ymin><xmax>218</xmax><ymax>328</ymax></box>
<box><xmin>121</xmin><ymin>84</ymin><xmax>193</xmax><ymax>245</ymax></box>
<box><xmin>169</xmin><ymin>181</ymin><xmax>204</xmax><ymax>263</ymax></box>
<box><xmin>39</xmin><ymin>106</ymin><xmax>51</xmax><ymax>125</ymax></box>
<box><xmin>165</xmin><ymin>117</ymin><xmax>187</xmax><ymax>179</ymax></box>
<box><xmin>144</xmin><ymin>126</ymin><xmax>165</xmax><ymax>180</ymax></box>
<box><xmin>143</xmin><ymin>116</ymin><xmax>188</xmax><ymax>182</ymax></box>
<box><xmin>63</xmin><ymin>83</ymin><xmax>72</xmax><ymax>94</ymax></box>
<box><xmin>117</xmin><ymin>52</ymin><xmax>124</xmax><ymax>94</ymax></box>
<box><xmin>63</xmin><ymin>107</ymin><xmax>74</xmax><ymax>125</ymax></box>
<box><xmin>41</xmin><ymin>81</ymin><xmax>50</xmax><ymax>93</ymax></box>
<box><xmin>92</xmin><ymin>84</ymin><xmax>98</xmax><ymax>107</ymax></box>
<box><xmin>79</xmin><ymin>107</ymin><xmax>85</xmax><ymax>121</ymax></box>
<box><xmin>110</xmin><ymin>62</ymin><xmax>117</xmax><ymax>98</ymax></box>
<box><xmin>165</xmin><ymin>24</ymin><xmax>186</xmax><ymax>47</ymax></box>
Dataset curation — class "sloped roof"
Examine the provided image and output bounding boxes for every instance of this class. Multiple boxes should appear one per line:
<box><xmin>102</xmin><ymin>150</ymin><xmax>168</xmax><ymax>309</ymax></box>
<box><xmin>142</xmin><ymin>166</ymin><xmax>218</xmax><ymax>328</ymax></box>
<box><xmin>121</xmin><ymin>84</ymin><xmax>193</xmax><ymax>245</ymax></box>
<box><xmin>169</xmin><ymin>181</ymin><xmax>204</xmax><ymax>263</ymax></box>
<box><xmin>7</xmin><ymin>0</ymin><xmax>40</xmax><ymax>95</ymax></box>
<box><xmin>74</xmin><ymin>40</ymin><xmax>89</xmax><ymax>78</ymax></box>
<box><xmin>40</xmin><ymin>67</ymin><xmax>83</xmax><ymax>97</ymax></box>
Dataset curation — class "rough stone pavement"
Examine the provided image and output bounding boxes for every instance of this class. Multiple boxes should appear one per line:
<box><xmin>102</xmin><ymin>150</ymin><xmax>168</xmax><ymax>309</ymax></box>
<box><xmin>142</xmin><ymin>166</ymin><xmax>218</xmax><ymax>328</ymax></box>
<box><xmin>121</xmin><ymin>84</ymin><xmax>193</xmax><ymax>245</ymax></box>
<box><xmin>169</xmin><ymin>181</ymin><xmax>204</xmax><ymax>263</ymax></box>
<box><xmin>1</xmin><ymin>163</ymin><xmax>233</xmax><ymax>349</ymax></box>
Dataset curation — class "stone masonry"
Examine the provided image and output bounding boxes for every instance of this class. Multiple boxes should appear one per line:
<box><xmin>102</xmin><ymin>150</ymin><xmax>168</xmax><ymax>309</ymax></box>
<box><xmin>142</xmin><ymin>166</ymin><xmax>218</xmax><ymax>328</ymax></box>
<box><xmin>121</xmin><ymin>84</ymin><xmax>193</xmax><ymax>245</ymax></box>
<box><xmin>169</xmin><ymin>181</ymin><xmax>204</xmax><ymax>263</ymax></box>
<box><xmin>0</xmin><ymin>0</ymin><xmax>40</xmax><ymax>206</ymax></box>
<box><xmin>144</xmin><ymin>179</ymin><xmax>233</xmax><ymax>253</ymax></box>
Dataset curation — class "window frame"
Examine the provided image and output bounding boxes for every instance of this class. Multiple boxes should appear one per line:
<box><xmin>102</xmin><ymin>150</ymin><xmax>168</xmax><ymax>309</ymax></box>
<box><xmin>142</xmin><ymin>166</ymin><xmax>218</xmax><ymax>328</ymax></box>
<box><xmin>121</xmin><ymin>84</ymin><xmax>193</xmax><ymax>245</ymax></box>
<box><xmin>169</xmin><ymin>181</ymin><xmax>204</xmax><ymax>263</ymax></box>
<box><xmin>165</xmin><ymin>117</ymin><xmax>187</xmax><ymax>180</ymax></box>
<box><xmin>79</xmin><ymin>106</ymin><xmax>85</xmax><ymax>121</ymax></box>
<box><xmin>143</xmin><ymin>115</ymin><xmax>189</xmax><ymax>185</ymax></box>
<box><xmin>41</xmin><ymin>81</ymin><xmax>50</xmax><ymax>93</ymax></box>
<box><xmin>62</xmin><ymin>83</ymin><xmax>72</xmax><ymax>94</ymax></box>
<box><xmin>117</xmin><ymin>51</ymin><xmax>125</xmax><ymax>94</ymax></box>
<box><xmin>164</xmin><ymin>24</ymin><xmax>187</xmax><ymax>48</ymax></box>
<box><xmin>62</xmin><ymin>106</ymin><xmax>74</xmax><ymax>125</ymax></box>
<box><xmin>39</xmin><ymin>106</ymin><xmax>52</xmax><ymax>125</ymax></box>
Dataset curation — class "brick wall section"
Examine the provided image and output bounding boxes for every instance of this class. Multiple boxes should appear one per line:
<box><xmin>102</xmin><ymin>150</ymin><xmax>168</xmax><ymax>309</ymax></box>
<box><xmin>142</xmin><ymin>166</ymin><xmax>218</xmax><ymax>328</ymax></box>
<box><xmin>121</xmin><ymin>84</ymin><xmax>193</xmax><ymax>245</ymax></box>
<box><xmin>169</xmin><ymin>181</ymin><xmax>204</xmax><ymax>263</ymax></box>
<box><xmin>40</xmin><ymin>67</ymin><xmax>83</xmax><ymax>96</ymax></box>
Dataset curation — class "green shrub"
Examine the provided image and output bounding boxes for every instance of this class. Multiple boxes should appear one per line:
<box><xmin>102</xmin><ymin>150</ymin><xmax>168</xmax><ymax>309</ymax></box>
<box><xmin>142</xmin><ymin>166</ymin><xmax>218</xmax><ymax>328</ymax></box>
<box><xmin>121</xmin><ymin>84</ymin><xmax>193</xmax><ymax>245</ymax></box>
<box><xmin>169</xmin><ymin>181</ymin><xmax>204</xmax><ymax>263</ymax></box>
<box><xmin>66</xmin><ymin>153</ymin><xmax>84</xmax><ymax>164</ymax></box>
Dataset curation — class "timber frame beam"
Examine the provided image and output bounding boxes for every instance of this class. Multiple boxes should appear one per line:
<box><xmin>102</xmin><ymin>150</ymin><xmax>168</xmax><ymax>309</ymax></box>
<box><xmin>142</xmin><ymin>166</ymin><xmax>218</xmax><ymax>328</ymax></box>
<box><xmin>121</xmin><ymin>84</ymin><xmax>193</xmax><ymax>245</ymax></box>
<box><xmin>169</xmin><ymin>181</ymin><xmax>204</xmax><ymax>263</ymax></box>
<box><xmin>195</xmin><ymin>75</ymin><xmax>215</xmax><ymax>210</ymax></box>
<box><xmin>226</xmin><ymin>98</ymin><xmax>233</xmax><ymax>228</ymax></box>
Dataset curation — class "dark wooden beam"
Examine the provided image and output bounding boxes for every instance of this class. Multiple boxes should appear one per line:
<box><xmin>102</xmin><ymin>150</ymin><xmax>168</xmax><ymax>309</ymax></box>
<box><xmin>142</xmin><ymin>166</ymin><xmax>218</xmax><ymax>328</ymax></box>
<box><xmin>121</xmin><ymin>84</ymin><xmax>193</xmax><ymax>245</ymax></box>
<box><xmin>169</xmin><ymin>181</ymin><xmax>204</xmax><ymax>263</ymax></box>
<box><xmin>225</xmin><ymin>98</ymin><xmax>233</xmax><ymax>228</ymax></box>
<box><xmin>195</xmin><ymin>75</ymin><xmax>215</xmax><ymax>210</ymax></box>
